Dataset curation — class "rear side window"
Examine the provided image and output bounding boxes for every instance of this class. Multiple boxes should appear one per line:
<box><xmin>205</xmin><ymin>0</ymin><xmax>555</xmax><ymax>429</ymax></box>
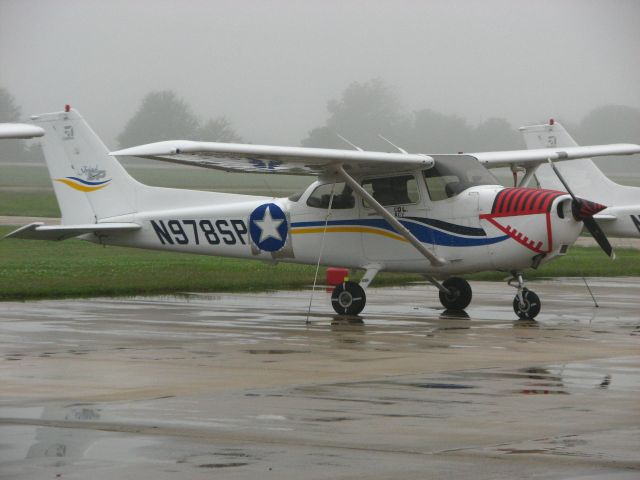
<box><xmin>361</xmin><ymin>175</ymin><xmax>419</xmax><ymax>207</ymax></box>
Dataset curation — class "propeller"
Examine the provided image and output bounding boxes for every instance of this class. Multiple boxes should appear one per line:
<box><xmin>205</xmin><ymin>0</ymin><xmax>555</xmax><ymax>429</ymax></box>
<box><xmin>546</xmin><ymin>159</ymin><xmax>615</xmax><ymax>259</ymax></box>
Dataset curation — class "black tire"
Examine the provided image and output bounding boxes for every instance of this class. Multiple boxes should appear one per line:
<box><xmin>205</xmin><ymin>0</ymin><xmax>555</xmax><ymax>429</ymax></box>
<box><xmin>438</xmin><ymin>277</ymin><xmax>472</xmax><ymax>310</ymax></box>
<box><xmin>331</xmin><ymin>281</ymin><xmax>366</xmax><ymax>315</ymax></box>
<box><xmin>513</xmin><ymin>289</ymin><xmax>541</xmax><ymax>319</ymax></box>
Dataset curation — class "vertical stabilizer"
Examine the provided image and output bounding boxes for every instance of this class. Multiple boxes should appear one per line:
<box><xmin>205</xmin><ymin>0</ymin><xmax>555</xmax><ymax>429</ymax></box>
<box><xmin>519</xmin><ymin>120</ymin><xmax>637</xmax><ymax>205</ymax></box>
<box><xmin>32</xmin><ymin>108</ymin><xmax>139</xmax><ymax>224</ymax></box>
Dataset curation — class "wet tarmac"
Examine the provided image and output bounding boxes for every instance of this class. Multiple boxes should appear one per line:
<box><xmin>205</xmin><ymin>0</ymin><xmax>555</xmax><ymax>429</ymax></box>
<box><xmin>1</xmin><ymin>278</ymin><xmax>639</xmax><ymax>479</ymax></box>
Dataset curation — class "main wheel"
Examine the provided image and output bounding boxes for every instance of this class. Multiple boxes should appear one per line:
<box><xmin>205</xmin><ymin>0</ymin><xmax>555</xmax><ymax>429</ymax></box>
<box><xmin>331</xmin><ymin>281</ymin><xmax>366</xmax><ymax>315</ymax></box>
<box><xmin>513</xmin><ymin>289</ymin><xmax>541</xmax><ymax>319</ymax></box>
<box><xmin>438</xmin><ymin>277</ymin><xmax>472</xmax><ymax>310</ymax></box>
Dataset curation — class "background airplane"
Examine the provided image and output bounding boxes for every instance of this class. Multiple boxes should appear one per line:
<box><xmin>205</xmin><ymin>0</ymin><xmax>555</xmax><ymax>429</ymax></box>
<box><xmin>5</xmin><ymin>108</ymin><xmax>640</xmax><ymax>319</ymax></box>
<box><xmin>514</xmin><ymin>120</ymin><xmax>640</xmax><ymax>238</ymax></box>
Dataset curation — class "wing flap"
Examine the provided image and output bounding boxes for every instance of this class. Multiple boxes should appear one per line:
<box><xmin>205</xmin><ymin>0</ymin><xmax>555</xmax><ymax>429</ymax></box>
<box><xmin>473</xmin><ymin>144</ymin><xmax>640</xmax><ymax>168</ymax></box>
<box><xmin>110</xmin><ymin>141</ymin><xmax>434</xmax><ymax>175</ymax></box>
<box><xmin>5</xmin><ymin>222</ymin><xmax>141</xmax><ymax>241</ymax></box>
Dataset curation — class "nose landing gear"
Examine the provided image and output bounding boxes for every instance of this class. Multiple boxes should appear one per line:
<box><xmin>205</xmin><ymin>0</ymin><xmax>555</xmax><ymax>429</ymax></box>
<box><xmin>509</xmin><ymin>272</ymin><xmax>541</xmax><ymax>319</ymax></box>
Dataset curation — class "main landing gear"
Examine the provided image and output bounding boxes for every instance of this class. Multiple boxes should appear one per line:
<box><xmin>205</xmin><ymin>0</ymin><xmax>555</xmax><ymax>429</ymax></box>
<box><xmin>331</xmin><ymin>281</ymin><xmax>366</xmax><ymax>315</ymax></box>
<box><xmin>329</xmin><ymin>272</ymin><xmax>541</xmax><ymax>319</ymax></box>
<box><xmin>509</xmin><ymin>272</ymin><xmax>541</xmax><ymax>320</ymax></box>
<box><xmin>437</xmin><ymin>277</ymin><xmax>472</xmax><ymax>310</ymax></box>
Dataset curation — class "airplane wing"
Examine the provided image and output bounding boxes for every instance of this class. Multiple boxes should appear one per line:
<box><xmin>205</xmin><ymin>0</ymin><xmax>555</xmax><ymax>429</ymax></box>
<box><xmin>110</xmin><ymin>141</ymin><xmax>434</xmax><ymax>175</ymax></box>
<box><xmin>0</xmin><ymin>123</ymin><xmax>45</xmax><ymax>139</ymax></box>
<box><xmin>471</xmin><ymin>144</ymin><xmax>640</xmax><ymax>168</ymax></box>
<box><xmin>5</xmin><ymin>222</ymin><xmax>141</xmax><ymax>241</ymax></box>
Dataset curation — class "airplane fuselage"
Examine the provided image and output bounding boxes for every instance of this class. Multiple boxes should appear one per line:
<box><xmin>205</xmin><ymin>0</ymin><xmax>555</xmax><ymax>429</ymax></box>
<box><xmin>90</xmin><ymin>173</ymin><xmax>583</xmax><ymax>277</ymax></box>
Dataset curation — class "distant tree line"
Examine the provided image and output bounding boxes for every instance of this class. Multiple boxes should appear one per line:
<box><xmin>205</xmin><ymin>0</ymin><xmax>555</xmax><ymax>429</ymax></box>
<box><xmin>116</xmin><ymin>90</ymin><xmax>241</xmax><ymax>148</ymax></box>
<box><xmin>301</xmin><ymin>78</ymin><xmax>640</xmax><ymax>155</ymax></box>
<box><xmin>1</xmin><ymin>82</ymin><xmax>639</xmax><ymax>165</ymax></box>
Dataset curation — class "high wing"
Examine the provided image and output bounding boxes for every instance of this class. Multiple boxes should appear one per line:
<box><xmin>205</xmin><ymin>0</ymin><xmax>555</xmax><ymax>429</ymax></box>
<box><xmin>5</xmin><ymin>222</ymin><xmax>141</xmax><ymax>241</ymax></box>
<box><xmin>110</xmin><ymin>141</ymin><xmax>434</xmax><ymax>175</ymax></box>
<box><xmin>470</xmin><ymin>144</ymin><xmax>640</xmax><ymax>168</ymax></box>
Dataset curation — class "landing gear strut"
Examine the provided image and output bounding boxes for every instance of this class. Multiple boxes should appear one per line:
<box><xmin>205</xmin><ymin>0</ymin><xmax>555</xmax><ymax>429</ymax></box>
<box><xmin>509</xmin><ymin>272</ymin><xmax>541</xmax><ymax>319</ymax></box>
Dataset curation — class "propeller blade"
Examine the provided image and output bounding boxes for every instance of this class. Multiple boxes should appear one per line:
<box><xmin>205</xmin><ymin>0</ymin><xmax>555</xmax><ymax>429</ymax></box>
<box><xmin>583</xmin><ymin>216</ymin><xmax>616</xmax><ymax>260</ymax></box>
<box><xmin>546</xmin><ymin>158</ymin><xmax>615</xmax><ymax>260</ymax></box>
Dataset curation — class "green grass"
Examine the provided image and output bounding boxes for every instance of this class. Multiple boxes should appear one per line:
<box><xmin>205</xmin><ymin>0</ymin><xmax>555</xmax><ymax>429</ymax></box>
<box><xmin>467</xmin><ymin>246</ymin><xmax>640</xmax><ymax>280</ymax></box>
<box><xmin>0</xmin><ymin>226</ymin><xmax>418</xmax><ymax>300</ymax></box>
<box><xmin>0</xmin><ymin>190</ymin><xmax>61</xmax><ymax>217</ymax></box>
<box><xmin>1</xmin><ymin>224</ymin><xmax>638</xmax><ymax>301</ymax></box>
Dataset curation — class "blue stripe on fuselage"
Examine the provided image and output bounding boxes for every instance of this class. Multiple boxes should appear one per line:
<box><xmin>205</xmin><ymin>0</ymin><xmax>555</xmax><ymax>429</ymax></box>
<box><xmin>291</xmin><ymin>218</ymin><xmax>508</xmax><ymax>247</ymax></box>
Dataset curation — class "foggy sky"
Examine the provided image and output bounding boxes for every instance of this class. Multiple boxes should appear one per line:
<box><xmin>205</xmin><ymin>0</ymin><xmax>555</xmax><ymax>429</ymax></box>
<box><xmin>1</xmin><ymin>0</ymin><xmax>639</xmax><ymax>148</ymax></box>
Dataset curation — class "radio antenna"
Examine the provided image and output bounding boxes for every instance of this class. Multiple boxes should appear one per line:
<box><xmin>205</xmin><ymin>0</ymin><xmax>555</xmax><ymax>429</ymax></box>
<box><xmin>378</xmin><ymin>134</ymin><xmax>408</xmax><ymax>154</ymax></box>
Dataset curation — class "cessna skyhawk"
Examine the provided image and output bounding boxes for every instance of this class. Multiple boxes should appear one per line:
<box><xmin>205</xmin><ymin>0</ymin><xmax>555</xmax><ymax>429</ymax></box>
<box><xmin>6</xmin><ymin>107</ymin><xmax>640</xmax><ymax>319</ymax></box>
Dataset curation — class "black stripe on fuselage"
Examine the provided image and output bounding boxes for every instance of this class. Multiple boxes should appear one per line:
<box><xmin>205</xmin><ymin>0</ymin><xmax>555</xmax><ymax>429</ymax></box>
<box><xmin>405</xmin><ymin>217</ymin><xmax>486</xmax><ymax>237</ymax></box>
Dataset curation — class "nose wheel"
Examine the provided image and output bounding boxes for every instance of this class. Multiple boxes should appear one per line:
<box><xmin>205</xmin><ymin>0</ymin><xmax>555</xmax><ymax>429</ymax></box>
<box><xmin>513</xmin><ymin>289</ymin><xmax>541</xmax><ymax>319</ymax></box>
<box><xmin>331</xmin><ymin>281</ymin><xmax>366</xmax><ymax>315</ymax></box>
<box><xmin>509</xmin><ymin>272</ymin><xmax>541</xmax><ymax>319</ymax></box>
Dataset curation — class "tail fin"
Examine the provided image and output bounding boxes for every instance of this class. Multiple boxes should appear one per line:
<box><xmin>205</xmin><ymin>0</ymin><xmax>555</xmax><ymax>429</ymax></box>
<box><xmin>519</xmin><ymin>120</ymin><xmax>637</xmax><ymax>205</ymax></box>
<box><xmin>32</xmin><ymin>108</ymin><xmax>140</xmax><ymax>224</ymax></box>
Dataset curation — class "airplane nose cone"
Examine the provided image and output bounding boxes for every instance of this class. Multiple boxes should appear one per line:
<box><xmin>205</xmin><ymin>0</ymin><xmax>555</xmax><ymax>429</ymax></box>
<box><xmin>571</xmin><ymin>197</ymin><xmax>607</xmax><ymax>221</ymax></box>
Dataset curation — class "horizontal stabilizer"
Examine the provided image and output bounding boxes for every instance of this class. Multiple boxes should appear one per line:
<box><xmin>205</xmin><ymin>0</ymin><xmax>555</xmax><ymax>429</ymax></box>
<box><xmin>0</xmin><ymin>123</ymin><xmax>45</xmax><ymax>139</ymax></box>
<box><xmin>5</xmin><ymin>222</ymin><xmax>140</xmax><ymax>241</ymax></box>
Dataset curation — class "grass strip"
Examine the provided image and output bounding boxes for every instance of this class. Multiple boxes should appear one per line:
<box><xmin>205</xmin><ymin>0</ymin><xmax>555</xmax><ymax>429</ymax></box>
<box><xmin>1</xmin><ymin>225</ymin><xmax>638</xmax><ymax>301</ymax></box>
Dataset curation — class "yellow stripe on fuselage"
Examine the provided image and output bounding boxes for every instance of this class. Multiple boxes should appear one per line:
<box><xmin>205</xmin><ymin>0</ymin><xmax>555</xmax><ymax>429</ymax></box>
<box><xmin>55</xmin><ymin>178</ymin><xmax>109</xmax><ymax>192</ymax></box>
<box><xmin>291</xmin><ymin>226</ymin><xmax>408</xmax><ymax>242</ymax></box>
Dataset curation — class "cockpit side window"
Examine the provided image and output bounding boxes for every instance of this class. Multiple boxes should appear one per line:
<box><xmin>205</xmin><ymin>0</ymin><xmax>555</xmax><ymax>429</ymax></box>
<box><xmin>361</xmin><ymin>175</ymin><xmax>419</xmax><ymax>207</ymax></box>
<box><xmin>306</xmin><ymin>182</ymin><xmax>355</xmax><ymax>209</ymax></box>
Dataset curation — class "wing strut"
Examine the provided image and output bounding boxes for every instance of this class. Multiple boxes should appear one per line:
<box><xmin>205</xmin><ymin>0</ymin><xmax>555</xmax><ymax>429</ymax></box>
<box><xmin>334</xmin><ymin>165</ymin><xmax>447</xmax><ymax>267</ymax></box>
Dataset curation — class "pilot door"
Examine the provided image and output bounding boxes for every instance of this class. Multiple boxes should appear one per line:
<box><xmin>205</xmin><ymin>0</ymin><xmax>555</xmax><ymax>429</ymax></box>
<box><xmin>361</xmin><ymin>173</ymin><xmax>432</xmax><ymax>262</ymax></box>
<box><xmin>291</xmin><ymin>181</ymin><xmax>364</xmax><ymax>266</ymax></box>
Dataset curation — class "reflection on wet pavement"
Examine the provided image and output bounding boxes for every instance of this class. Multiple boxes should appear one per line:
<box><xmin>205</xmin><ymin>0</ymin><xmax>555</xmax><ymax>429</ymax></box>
<box><xmin>1</xmin><ymin>278</ymin><xmax>639</xmax><ymax>479</ymax></box>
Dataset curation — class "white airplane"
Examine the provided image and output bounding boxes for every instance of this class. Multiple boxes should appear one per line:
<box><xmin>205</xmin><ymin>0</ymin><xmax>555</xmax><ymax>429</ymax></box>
<box><xmin>512</xmin><ymin>120</ymin><xmax>640</xmax><ymax>238</ymax></box>
<box><xmin>6</xmin><ymin>107</ymin><xmax>640</xmax><ymax>319</ymax></box>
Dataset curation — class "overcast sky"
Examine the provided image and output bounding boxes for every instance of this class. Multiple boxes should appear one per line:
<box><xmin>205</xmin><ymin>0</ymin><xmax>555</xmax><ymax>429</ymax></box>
<box><xmin>1</xmin><ymin>0</ymin><xmax>639</xmax><ymax>148</ymax></box>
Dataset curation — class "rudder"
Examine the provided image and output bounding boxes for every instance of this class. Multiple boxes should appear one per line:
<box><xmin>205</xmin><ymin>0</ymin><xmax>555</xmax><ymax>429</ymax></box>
<box><xmin>32</xmin><ymin>108</ymin><xmax>139</xmax><ymax>224</ymax></box>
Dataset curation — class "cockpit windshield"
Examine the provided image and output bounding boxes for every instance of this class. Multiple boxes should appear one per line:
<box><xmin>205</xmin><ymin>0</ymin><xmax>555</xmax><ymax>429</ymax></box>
<box><xmin>423</xmin><ymin>155</ymin><xmax>499</xmax><ymax>201</ymax></box>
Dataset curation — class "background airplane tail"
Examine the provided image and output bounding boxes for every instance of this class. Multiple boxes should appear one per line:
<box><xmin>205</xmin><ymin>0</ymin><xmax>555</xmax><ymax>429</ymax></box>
<box><xmin>519</xmin><ymin>120</ymin><xmax>637</xmax><ymax>205</ymax></box>
<box><xmin>32</xmin><ymin>108</ymin><xmax>140</xmax><ymax>224</ymax></box>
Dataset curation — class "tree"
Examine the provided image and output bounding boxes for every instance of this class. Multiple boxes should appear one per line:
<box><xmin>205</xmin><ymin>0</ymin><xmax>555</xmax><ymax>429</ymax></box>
<box><xmin>117</xmin><ymin>90</ymin><xmax>241</xmax><ymax>148</ymax></box>
<box><xmin>575</xmin><ymin>105</ymin><xmax>640</xmax><ymax>145</ymax></box>
<box><xmin>301</xmin><ymin>79</ymin><xmax>520</xmax><ymax>155</ymax></box>
<box><xmin>471</xmin><ymin>117</ymin><xmax>522</xmax><ymax>151</ymax></box>
<box><xmin>0</xmin><ymin>87</ymin><xmax>28</xmax><ymax>162</ymax></box>
<box><xmin>575</xmin><ymin>105</ymin><xmax>640</xmax><ymax>176</ymax></box>
<box><xmin>0</xmin><ymin>87</ymin><xmax>21</xmax><ymax>123</ymax></box>
<box><xmin>302</xmin><ymin>78</ymin><xmax>408</xmax><ymax>150</ymax></box>
<box><xmin>117</xmin><ymin>91</ymin><xmax>200</xmax><ymax>148</ymax></box>
<box><xmin>198</xmin><ymin>118</ymin><xmax>241</xmax><ymax>143</ymax></box>
<box><xmin>405</xmin><ymin>109</ymin><xmax>474</xmax><ymax>153</ymax></box>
